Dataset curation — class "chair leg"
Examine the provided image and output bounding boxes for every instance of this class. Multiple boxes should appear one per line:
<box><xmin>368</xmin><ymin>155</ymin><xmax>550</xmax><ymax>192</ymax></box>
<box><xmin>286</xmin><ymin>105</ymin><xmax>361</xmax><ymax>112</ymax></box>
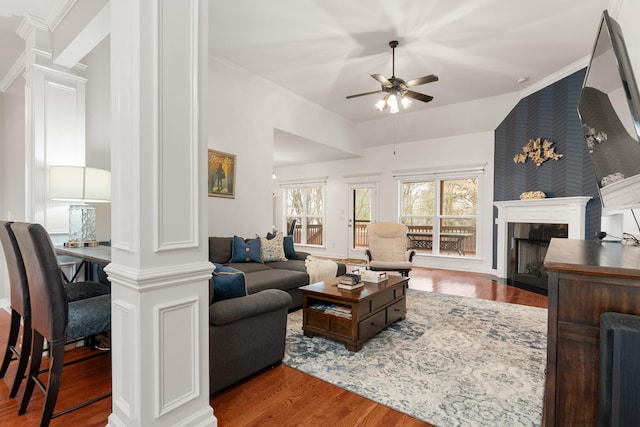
<box><xmin>9</xmin><ymin>316</ymin><xmax>32</xmax><ymax>398</ymax></box>
<box><xmin>39</xmin><ymin>342</ymin><xmax>64</xmax><ymax>427</ymax></box>
<box><xmin>0</xmin><ymin>309</ymin><xmax>21</xmax><ymax>378</ymax></box>
<box><xmin>19</xmin><ymin>331</ymin><xmax>44</xmax><ymax>415</ymax></box>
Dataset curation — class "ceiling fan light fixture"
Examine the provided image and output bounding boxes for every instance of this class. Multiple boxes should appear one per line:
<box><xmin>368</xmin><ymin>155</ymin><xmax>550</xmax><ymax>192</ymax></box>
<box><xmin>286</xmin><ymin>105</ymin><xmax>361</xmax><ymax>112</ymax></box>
<box><xmin>374</xmin><ymin>98</ymin><xmax>387</xmax><ymax>111</ymax></box>
<box><xmin>349</xmin><ymin>40</ymin><xmax>437</xmax><ymax>114</ymax></box>
<box><xmin>401</xmin><ymin>96</ymin><xmax>413</xmax><ymax>109</ymax></box>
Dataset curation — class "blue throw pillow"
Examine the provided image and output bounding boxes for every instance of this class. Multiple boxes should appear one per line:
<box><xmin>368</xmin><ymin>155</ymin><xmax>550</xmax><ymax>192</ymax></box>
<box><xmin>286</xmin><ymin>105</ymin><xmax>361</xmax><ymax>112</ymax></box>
<box><xmin>283</xmin><ymin>234</ymin><xmax>297</xmax><ymax>260</ymax></box>
<box><xmin>211</xmin><ymin>263</ymin><xmax>247</xmax><ymax>302</ymax></box>
<box><xmin>230</xmin><ymin>235</ymin><xmax>262</xmax><ymax>263</ymax></box>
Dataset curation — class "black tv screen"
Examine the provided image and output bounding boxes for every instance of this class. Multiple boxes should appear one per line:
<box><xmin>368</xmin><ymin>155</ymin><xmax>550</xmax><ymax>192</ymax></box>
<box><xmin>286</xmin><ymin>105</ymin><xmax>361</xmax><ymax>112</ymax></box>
<box><xmin>578</xmin><ymin>10</ymin><xmax>640</xmax><ymax>211</ymax></box>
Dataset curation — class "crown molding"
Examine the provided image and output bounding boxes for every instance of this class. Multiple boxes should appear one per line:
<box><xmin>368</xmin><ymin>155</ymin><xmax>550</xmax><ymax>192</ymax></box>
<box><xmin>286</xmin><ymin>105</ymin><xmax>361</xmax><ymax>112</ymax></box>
<box><xmin>0</xmin><ymin>52</ymin><xmax>25</xmax><ymax>93</ymax></box>
<box><xmin>16</xmin><ymin>15</ymin><xmax>49</xmax><ymax>40</ymax></box>
<box><xmin>48</xmin><ymin>0</ymin><xmax>79</xmax><ymax>32</ymax></box>
<box><xmin>519</xmin><ymin>56</ymin><xmax>589</xmax><ymax>99</ymax></box>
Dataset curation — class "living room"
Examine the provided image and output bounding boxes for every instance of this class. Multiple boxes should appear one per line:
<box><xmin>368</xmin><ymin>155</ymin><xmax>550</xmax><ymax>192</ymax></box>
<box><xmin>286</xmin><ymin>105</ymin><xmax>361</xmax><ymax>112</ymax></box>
<box><xmin>1</xmin><ymin>0</ymin><xmax>640</xmax><ymax>426</ymax></box>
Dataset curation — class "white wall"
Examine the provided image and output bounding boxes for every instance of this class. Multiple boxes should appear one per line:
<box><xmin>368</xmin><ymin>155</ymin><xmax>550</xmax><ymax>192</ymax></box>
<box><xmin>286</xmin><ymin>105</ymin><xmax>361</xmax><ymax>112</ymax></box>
<box><xmin>207</xmin><ymin>58</ymin><xmax>359</xmax><ymax>237</ymax></box>
<box><xmin>206</xmin><ymin>55</ymin><xmax>514</xmax><ymax>276</ymax></box>
<box><xmin>275</xmin><ymin>131</ymin><xmax>497</xmax><ymax>274</ymax></box>
<box><xmin>84</xmin><ymin>36</ymin><xmax>112</xmax><ymax>241</ymax></box>
<box><xmin>0</xmin><ymin>91</ymin><xmax>5</xmax><ymax>309</ymax></box>
<box><xmin>0</xmin><ymin>76</ymin><xmax>26</xmax><ymax>303</ymax></box>
<box><xmin>599</xmin><ymin>1</ymin><xmax>640</xmax><ymax>235</ymax></box>
<box><xmin>2</xmin><ymin>76</ymin><xmax>26</xmax><ymax>223</ymax></box>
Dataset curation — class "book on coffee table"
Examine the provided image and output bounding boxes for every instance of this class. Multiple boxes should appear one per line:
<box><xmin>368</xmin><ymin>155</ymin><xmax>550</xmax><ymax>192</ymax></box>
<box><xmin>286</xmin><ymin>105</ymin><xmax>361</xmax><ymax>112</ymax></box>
<box><xmin>337</xmin><ymin>282</ymin><xmax>364</xmax><ymax>290</ymax></box>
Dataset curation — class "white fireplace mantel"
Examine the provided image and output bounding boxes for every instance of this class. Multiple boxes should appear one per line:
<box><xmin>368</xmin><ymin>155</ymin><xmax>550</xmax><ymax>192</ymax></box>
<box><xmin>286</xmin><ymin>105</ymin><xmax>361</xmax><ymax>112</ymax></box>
<box><xmin>494</xmin><ymin>196</ymin><xmax>592</xmax><ymax>278</ymax></box>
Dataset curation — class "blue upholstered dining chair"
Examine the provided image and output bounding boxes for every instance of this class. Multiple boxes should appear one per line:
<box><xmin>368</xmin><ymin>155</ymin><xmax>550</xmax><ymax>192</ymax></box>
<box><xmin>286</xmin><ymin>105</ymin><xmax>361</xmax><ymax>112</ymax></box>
<box><xmin>0</xmin><ymin>220</ymin><xmax>33</xmax><ymax>398</ymax></box>
<box><xmin>10</xmin><ymin>222</ymin><xmax>111</xmax><ymax>427</ymax></box>
<box><xmin>0</xmin><ymin>221</ymin><xmax>111</xmax><ymax>400</ymax></box>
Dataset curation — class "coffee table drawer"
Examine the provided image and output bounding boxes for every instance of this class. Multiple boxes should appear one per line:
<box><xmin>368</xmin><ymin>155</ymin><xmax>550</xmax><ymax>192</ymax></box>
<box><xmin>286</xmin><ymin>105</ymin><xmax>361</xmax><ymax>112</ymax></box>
<box><xmin>306</xmin><ymin>310</ymin><xmax>352</xmax><ymax>338</ymax></box>
<box><xmin>359</xmin><ymin>310</ymin><xmax>387</xmax><ymax>342</ymax></box>
<box><xmin>386</xmin><ymin>298</ymin><xmax>405</xmax><ymax>324</ymax></box>
<box><xmin>370</xmin><ymin>288</ymin><xmax>394</xmax><ymax>312</ymax></box>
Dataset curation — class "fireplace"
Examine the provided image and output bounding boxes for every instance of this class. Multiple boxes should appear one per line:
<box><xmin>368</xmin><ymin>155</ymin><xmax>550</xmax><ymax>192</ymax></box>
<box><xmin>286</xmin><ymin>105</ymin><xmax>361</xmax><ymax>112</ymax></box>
<box><xmin>509</xmin><ymin>223</ymin><xmax>568</xmax><ymax>293</ymax></box>
<box><xmin>494</xmin><ymin>197</ymin><xmax>591</xmax><ymax>292</ymax></box>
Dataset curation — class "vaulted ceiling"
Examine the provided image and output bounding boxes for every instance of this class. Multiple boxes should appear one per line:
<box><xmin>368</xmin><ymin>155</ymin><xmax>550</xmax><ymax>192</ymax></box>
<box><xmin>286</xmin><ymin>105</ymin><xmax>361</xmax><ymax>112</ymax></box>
<box><xmin>1</xmin><ymin>0</ymin><xmax>612</xmax><ymax>165</ymax></box>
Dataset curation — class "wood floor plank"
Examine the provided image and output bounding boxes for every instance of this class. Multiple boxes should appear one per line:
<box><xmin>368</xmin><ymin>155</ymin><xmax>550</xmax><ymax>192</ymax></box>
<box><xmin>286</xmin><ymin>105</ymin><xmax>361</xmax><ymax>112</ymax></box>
<box><xmin>0</xmin><ymin>265</ymin><xmax>546</xmax><ymax>426</ymax></box>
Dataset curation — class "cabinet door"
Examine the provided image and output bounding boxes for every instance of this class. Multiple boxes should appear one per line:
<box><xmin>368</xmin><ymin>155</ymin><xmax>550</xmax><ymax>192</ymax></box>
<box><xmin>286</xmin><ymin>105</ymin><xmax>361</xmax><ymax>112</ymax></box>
<box><xmin>555</xmin><ymin>322</ymin><xmax>599</xmax><ymax>426</ymax></box>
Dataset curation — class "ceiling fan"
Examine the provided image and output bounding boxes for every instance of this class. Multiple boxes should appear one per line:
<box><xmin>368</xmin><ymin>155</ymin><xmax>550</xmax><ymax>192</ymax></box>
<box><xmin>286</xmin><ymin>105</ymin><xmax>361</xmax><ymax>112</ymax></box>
<box><xmin>346</xmin><ymin>40</ymin><xmax>438</xmax><ymax>113</ymax></box>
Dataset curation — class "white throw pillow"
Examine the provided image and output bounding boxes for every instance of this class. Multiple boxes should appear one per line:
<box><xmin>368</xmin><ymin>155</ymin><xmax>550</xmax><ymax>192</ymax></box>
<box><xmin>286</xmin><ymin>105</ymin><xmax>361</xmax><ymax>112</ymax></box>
<box><xmin>259</xmin><ymin>232</ymin><xmax>287</xmax><ymax>262</ymax></box>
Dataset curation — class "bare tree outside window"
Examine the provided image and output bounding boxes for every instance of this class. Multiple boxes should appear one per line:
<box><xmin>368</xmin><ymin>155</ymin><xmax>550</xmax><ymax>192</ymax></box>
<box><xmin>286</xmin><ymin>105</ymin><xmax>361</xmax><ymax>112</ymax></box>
<box><xmin>285</xmin><ymin>185</ymin><xmax>325</xmax><ymax>245</ymax></box>
<box><xmin>400</xmin><ymin>177</ymin><xmax>478</xmax><ymax>256</ymax></box>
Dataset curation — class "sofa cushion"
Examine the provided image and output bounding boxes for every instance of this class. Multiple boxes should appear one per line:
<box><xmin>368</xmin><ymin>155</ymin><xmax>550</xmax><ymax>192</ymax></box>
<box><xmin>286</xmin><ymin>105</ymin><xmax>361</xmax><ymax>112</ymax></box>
<box><xmin>211</xmin><ymin>263</ymin><xmax>247</xmax><ymax>302</ymax></box>
<box><xmin>209</xmin><ymin>237</ymin><xmax>233</xmax><ymax>264</ymax></box>
<box><xmin>265</xmin><ymin>259</ymin><xmax>307</xmax><ymax>273</ymax></box>
<box><xmin>209</xmin><ymin>289</ymin><xmax>291</xmax><ymax>326</ymax></box>
<box><xmin>283</xmin><ymin>235</ymin><xmax>297</xmax><ymax>260</ymax></box>
<box><xmin>260</xmin><ymin>232</ymin><xmax>287</xmax><ymax>262</ymax></box>
<box><xmin>244</xmin><ymin>269</ymin><xmax>309</xmax><ymax>294</ymax></box>
<box><xmin>230</xmin><ymin>235</ymin><xmax>262</xmax><ymax>263</ymax></box>
<box><xmin>227</xmin><ymin>262</ymin><xmax>272</xmax><ymax>274</ymax></box>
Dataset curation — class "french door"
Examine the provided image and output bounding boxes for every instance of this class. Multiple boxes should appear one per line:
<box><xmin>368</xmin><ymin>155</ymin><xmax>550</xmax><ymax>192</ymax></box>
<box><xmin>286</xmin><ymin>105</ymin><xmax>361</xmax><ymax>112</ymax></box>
<box><xmin>347</xmin><ymin>183</ymin><xmax>377</xmax><ymax>259</ymax></box>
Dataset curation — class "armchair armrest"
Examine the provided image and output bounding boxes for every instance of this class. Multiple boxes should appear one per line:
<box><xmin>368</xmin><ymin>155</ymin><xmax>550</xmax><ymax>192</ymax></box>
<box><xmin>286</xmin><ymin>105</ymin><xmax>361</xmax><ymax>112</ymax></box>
<box><xmin>294</xmin><ymin>251</ymin><xmax>310</xmax><ymax>261</ymax></box>
<box><xmin>365</xmin><ymin>249</ymin><xmax>373</xmax><ymax>262</ymax></box>
<box><xmin>209</xmin><ymin>289</ymin><xmax>291</xmax><ymax>326</ymax></box>
<box><xmin>405</xmin><ymin>249</ymin><xmax>416</xmax><ymax>262</ymax></box>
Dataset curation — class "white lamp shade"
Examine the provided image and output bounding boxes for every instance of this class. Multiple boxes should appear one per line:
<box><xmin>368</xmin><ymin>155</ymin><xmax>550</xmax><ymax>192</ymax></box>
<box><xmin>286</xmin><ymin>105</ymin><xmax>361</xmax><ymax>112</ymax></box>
<box><xmin>84</xmin><ymin>167</ymin><xmax>111</xmax><ymax>201</ymax></box>
<box><xmin>49</xmin><ymin>166</ymin><xmax>111</xmax><ymax>203</ymax></box>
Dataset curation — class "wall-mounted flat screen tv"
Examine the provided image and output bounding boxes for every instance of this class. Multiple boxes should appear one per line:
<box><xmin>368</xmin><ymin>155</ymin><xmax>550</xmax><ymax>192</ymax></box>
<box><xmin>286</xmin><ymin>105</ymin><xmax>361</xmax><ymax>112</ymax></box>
<box><xmin>578</xmin><ymin>10</ymin><xmax>640</xmax><ymax>211</ymax></box>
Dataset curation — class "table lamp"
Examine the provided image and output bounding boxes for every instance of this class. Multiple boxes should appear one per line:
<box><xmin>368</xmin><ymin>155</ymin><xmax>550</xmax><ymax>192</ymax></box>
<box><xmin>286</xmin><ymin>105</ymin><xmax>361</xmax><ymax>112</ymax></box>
<box><xmin>49</xmin><ymin>166</ymin><xmax>111</xmax><ymax>247</ymax></box>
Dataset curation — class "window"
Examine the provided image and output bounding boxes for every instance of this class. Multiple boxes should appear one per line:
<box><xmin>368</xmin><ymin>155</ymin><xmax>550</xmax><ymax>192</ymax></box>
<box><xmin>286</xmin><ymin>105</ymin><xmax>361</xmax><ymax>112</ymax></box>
<box><xmin>284</xmin><ymin>183</ymin><xmax>325</xmax><ymax>246</ymax></box>
<box><xmin>399</xmin><ymin>176</ymin><xmax>478</xmax><ymax>257</ymax></box>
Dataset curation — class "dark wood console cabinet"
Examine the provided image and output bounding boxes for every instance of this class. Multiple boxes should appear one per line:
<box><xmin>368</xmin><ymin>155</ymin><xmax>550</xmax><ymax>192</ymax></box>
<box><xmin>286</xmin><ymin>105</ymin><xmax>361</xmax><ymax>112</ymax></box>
<box><xmin>543</xmin><ymin>238</ymin><xmax>640</xmax><ymax>426</ymax></box>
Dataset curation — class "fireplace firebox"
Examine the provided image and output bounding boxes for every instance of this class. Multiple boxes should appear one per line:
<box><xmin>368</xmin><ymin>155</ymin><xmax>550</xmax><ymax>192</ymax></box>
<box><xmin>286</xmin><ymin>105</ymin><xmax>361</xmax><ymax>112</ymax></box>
<box><xmin>508</xmin><ymin>223</ymin><xmax>568</xmax><ymax>294</ymax></box>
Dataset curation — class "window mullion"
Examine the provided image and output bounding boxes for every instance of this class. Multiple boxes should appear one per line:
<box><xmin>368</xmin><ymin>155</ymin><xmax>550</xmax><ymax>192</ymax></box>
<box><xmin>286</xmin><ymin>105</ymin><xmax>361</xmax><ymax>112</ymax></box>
<box><xmin>433</xmin><ymin>178</ymin><xmax>441</xmax><ymax>254</ymax></box>
<box><xmin>301</xmin><ymin>189</ymin><xmax>308</xmax><ymax>244</ymax></box>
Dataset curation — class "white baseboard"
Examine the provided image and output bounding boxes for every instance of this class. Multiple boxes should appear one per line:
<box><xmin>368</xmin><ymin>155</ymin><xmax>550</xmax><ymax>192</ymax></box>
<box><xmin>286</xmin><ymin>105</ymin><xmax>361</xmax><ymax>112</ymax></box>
<box><xmin>0</xmin><ymin>298</ymin><xmax>10</xmax><ymax>312</ymax></box>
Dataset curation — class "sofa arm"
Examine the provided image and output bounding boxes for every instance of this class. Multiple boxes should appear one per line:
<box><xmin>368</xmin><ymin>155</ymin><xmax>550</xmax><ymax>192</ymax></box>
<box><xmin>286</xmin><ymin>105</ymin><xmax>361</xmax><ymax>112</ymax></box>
<box><xmin>209</xmin><ymin>289</ymin><xmax>292</xmax><ymax>326</ymax></box>
<box><xmin>294</xmin><ymin>251</ymin><xmax>310</xmax><ymax>261</ymax></box>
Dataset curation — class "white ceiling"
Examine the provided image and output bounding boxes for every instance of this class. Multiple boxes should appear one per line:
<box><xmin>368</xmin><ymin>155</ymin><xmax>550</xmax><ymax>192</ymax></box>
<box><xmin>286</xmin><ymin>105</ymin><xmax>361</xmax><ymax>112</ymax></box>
<box><xmin>1</xmin><ymin>0</ymin><xmax>612</xmax><ymax>166</ymax></box>
<box><xmin>210</xmin><ymin>0</ymin><xmax>609</xmax><ymax>123</ymax></box>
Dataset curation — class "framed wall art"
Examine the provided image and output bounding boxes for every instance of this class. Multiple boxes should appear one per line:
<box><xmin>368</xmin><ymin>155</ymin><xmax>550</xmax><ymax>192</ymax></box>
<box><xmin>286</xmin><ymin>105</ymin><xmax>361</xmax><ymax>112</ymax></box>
<box><xmin>208</xmin><ymin>149</ymin><xmax>236</xmax><ymax>198</ymax></box>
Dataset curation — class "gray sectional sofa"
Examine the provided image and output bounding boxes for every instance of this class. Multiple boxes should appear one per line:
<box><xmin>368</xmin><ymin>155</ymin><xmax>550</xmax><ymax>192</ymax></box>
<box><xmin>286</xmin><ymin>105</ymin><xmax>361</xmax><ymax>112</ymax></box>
<box><xmin>207</xmin><ymin>235</ymin><xmax>345</xmax><ymax>394</ymax></box>
<box><xmin>208</xmin><ymin>236</ymin><xmax>345</xmax><ymax>309</ymax></box>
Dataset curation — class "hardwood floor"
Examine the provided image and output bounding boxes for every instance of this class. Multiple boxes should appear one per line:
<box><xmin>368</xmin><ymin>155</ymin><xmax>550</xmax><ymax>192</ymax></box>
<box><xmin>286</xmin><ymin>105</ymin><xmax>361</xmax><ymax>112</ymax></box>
<box><xmin>0</xmin><ymin>266</ymin><xmax>547</xmax><ymax>426</ymax></box>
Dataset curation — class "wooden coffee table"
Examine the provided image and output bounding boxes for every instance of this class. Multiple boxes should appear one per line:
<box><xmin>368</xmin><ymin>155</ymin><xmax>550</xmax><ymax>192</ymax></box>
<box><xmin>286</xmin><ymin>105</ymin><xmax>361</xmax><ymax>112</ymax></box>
<box><xmin>300</xmin><ymin>275</ymin><xmax>408</xmax><ymax>351</ymax></box>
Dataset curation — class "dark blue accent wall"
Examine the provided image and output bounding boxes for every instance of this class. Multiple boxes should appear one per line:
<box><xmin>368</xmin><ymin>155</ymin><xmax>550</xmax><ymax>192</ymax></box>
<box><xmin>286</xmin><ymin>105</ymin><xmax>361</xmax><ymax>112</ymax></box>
<box><xmin>493</xmin><ymin>69</ymin><xmax>601</xmax><ymax>268</ymax></box>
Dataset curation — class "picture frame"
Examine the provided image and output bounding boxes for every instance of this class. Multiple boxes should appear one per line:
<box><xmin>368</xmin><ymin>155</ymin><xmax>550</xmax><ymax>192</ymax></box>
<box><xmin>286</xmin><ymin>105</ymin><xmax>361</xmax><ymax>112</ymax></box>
<box><xmin>208</xmin><ymin>149</ymin><xmax>236</xmax><ymax>198</ymax></box>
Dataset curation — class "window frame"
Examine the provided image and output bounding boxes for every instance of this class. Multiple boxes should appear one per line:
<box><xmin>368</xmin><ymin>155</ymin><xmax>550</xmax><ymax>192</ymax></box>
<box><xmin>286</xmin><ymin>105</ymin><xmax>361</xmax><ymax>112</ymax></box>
<box><xmin>396</xmin><ymin>167</ymin><xmax>483</xmax><ymax>258</ymax></box>
<box><xmin>281</xmin><ymin>180</ymin><xmax>327</xmax><ymax>248</ymax></box>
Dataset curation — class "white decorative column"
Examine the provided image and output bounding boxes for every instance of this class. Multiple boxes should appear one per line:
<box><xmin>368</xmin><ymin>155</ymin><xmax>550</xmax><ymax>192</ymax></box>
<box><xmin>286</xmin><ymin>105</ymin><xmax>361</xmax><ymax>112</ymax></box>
<box><xmin>19</xmin><ymin>15</ymin><xmax>88</xmax><ymax>231</ymax></box>
<box><xmin>107</xmin><ymin>1</ymin><xmax>215</xmax><ymax>426</ymax></box>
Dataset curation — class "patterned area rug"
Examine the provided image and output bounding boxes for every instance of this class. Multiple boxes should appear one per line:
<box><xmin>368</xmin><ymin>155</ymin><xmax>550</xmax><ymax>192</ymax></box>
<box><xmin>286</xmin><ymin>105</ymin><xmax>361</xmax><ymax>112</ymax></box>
<box><xmin>283</xmin><ymin>289</ymin><xmax>547</xmax><ymax>427</ymax></box>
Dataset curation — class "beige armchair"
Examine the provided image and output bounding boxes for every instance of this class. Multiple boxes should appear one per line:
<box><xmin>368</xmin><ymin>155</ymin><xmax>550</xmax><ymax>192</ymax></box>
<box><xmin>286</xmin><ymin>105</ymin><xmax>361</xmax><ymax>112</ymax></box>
<box><xmin>365</xmin><ymin>222</ymin><xmax>415</xmax><ymax>277</ymax></box>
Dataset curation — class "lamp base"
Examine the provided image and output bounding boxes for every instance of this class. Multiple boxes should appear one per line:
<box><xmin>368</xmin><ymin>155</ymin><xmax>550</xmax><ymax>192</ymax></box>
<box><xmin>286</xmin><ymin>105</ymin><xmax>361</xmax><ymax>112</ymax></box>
<box><xmin>64</xmin><ymin>240</ymin><xmax>100</xmax><ymax>248</ymax></box>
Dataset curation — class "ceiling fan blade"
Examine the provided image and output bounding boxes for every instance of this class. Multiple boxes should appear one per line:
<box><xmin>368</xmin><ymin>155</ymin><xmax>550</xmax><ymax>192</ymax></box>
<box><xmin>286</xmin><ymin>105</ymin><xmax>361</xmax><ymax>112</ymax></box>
<box><xmin>346</xmin><ymin>90</ymin><xmax>384</xmax><ymax>99</ymax></box>
<box><xmin>404</xmin><ymin>90</ymin><xmax>434</xmax><ymax>103</ymax></box>
<box><xmin>405</xmin><ymin>74</ymin><xmax>439</xmax><ymax>87</ymax></box>
<box><xmin>371</xmin><ymin>74</ymin><xmax>392</xmax><ymax>87</ymax></box>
